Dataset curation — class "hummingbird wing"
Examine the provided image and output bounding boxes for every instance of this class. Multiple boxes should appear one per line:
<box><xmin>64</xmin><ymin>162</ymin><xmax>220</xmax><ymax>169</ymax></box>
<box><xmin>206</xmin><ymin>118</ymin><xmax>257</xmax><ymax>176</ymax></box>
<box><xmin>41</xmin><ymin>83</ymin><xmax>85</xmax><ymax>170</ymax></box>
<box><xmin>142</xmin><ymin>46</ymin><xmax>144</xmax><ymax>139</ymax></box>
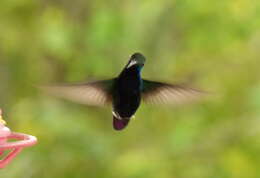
<box><xmin>39</xmin><ymin>79</ymin><xmax>115</xmax><ymax>106</ymax></box>
<box><xmin>142</xmin><ymin>79</ymin><xmax>206</xmax><ymax>105</ymax></box>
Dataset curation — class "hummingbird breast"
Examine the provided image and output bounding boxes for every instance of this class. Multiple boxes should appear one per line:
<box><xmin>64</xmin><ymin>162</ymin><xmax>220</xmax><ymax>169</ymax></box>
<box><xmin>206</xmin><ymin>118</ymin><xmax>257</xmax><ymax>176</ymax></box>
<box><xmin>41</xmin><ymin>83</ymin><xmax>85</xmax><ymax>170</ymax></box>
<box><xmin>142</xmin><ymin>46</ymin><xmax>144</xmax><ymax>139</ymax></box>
<box><xmin>113</xmin><ymin>67</ymin><xmax>142</xmax><ymax>118</ymax></box>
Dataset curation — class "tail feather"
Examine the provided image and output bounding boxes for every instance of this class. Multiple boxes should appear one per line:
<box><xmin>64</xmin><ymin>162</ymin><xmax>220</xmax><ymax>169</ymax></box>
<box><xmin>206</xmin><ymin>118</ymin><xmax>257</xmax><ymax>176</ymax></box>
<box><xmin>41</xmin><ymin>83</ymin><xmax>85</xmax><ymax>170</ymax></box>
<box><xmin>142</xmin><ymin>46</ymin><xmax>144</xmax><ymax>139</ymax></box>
<box><xmin>113</xmin><ymin>116</ymin><xmax>130</xmax><ymax>131</ymax></box>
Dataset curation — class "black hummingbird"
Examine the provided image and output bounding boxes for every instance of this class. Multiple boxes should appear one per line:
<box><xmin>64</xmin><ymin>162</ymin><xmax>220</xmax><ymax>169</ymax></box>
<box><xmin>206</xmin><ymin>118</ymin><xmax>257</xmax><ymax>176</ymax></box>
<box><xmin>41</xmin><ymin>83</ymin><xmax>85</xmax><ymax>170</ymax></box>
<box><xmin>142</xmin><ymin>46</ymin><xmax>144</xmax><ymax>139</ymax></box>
<box><xmin>42</xmin><ymin>53</ymin><xmax>205</xmax><ymax>130</ymax></box>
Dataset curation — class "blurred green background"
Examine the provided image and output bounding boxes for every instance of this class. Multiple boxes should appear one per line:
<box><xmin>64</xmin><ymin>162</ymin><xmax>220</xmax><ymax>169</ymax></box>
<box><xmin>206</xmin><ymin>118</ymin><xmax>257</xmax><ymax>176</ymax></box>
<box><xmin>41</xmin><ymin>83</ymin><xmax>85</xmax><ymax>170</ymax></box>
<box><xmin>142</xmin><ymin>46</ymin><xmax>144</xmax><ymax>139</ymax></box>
<box><xmin>1</xmin><ymin>0</ymin><xmax>260</xmax><ymax>177</ymax></box>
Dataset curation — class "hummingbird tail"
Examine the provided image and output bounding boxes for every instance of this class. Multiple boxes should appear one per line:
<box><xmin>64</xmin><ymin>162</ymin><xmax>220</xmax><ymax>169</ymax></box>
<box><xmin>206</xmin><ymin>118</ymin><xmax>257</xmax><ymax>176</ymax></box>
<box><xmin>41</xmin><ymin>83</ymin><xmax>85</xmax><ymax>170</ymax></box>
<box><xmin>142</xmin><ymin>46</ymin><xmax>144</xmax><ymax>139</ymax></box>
<box><xmin>113</xmin><ymin>116</ymin><xmax>130</xmax><ymax>131</ymax></box>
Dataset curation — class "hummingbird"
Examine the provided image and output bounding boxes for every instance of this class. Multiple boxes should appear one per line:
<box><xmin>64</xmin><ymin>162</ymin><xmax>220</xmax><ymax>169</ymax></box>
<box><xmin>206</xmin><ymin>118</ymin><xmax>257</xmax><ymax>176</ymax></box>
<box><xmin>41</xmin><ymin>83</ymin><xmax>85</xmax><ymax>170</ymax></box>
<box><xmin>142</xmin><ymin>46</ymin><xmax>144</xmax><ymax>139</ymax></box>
<box><xmin>41</xmin><ymin>53</ymin><xmax>205</xmax><ymax>131</ymax></box>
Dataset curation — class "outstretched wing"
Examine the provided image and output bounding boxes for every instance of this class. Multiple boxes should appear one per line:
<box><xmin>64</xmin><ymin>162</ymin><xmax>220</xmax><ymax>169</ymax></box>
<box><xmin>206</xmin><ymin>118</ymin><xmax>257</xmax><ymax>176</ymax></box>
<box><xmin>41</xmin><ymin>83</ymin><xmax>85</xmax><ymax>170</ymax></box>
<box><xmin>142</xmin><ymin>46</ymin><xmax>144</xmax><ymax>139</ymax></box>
<box><xmin>39</xmin><ymin>79</ymin><xmax>115</xmax><ymax>106</ymax></box>
<box><xmin>142</xmin><ymin>79</ymin><xmax>206</xmax><ymax>105</ymax></box>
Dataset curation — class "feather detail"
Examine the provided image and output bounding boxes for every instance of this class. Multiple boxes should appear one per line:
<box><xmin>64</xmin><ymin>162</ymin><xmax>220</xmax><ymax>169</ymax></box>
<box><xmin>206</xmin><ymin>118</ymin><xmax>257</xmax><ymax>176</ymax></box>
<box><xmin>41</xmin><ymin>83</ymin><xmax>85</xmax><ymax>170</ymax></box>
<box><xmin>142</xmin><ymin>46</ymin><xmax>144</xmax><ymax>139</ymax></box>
<box><xmin>142</xmin><ymin>79</ymin><xmax>206</xmax><ymax>105</ymax></box>
<box><xmin>39</xmin><ymin>79</ymin><xmax>115</xmax><ymax>106</ymax></box>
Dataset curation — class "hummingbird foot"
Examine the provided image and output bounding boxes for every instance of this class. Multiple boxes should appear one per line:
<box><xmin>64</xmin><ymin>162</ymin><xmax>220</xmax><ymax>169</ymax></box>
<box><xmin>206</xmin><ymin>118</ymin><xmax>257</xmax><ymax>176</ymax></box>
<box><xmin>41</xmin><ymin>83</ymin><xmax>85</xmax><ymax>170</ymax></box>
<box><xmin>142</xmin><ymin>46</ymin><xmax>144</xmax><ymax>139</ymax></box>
<box><xmin>112</xmin><ymin>111</ymin><xmax>122</xmax><ymax>120</ymax></box>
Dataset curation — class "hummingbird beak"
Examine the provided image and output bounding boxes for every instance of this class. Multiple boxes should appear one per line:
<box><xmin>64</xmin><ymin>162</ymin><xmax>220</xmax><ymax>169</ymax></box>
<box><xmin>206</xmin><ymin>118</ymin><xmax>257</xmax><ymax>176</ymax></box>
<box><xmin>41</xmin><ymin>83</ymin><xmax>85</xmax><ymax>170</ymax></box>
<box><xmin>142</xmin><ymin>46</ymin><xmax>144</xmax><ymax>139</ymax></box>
<box><xmin>126</xmin><ymin>60</ymin><xmax>138</xmax><ymax>69</ymax></box>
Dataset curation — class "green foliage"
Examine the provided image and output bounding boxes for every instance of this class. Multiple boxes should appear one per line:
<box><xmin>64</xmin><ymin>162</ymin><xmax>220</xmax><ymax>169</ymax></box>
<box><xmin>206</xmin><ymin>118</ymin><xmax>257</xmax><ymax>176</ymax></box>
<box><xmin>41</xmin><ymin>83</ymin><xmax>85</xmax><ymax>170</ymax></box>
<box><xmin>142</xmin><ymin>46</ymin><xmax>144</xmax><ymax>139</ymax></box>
<box><xmin>1</xmin><ymin>0</ymin><xmax>260</xmax><ymax>177</ymax></box>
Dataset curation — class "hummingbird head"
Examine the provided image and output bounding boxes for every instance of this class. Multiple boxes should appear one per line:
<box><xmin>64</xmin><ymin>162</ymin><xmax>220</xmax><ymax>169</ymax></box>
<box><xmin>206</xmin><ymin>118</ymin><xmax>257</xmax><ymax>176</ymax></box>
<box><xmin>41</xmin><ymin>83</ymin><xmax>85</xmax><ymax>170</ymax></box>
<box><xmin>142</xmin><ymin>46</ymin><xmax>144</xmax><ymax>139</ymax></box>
<box><xmin>126</xmin><ymin>52</ymin><xmax>146</xmax><ymax>69</ymax></box>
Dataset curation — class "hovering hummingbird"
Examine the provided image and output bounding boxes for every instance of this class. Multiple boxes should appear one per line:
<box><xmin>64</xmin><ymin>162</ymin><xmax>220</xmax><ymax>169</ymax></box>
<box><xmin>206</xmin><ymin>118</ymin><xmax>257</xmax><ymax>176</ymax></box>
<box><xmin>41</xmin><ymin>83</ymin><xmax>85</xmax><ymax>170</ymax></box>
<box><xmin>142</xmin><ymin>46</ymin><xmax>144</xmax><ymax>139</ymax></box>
<box><xmin>42</xmin><ymin>53</ymin><xmax>205</xmax><ymax>131</ymax></box>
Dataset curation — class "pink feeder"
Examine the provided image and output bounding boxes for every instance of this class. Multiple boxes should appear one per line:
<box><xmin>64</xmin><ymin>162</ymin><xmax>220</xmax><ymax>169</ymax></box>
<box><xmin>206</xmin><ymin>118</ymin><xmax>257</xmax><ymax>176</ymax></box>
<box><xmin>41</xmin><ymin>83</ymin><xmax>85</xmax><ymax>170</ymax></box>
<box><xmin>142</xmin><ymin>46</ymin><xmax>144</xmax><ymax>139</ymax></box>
<box><xmin>0</xmin><ymin>109</ymin><xmax>37</xmax><ymax>168</ymax></box>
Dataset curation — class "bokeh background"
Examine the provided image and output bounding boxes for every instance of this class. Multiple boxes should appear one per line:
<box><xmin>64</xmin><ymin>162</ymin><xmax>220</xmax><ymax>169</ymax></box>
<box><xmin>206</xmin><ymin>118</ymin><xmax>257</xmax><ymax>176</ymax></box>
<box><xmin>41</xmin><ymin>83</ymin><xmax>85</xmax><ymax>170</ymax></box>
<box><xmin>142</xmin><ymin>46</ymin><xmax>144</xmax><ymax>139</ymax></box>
<box><xmin>1</xmin><ymin>0</ymin><xmax>260</xmax><ymax>177</ymax></box>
